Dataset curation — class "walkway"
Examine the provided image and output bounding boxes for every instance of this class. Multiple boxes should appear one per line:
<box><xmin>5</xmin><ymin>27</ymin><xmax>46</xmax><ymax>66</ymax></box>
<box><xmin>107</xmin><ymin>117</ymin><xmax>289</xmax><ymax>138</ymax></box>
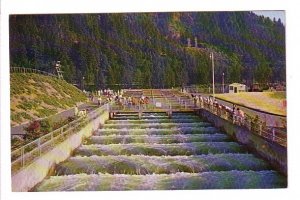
<box><xmin>192</xmin><ymin>93</ymin><xmax>286</xmax><ymax>128</ymax></box>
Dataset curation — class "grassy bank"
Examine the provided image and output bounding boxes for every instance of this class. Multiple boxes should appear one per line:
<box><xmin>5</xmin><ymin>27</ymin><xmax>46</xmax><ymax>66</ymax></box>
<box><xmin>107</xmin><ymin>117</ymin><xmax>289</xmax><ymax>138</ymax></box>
<box><xmin>215</xmin><ymin>92</ymin><xmax>286</xmax><ymax>116</ymax></box>
<box><xmin>10</xmin><ymin>73</ymin><xmax>86</xmax><ymax>126</ymax></box>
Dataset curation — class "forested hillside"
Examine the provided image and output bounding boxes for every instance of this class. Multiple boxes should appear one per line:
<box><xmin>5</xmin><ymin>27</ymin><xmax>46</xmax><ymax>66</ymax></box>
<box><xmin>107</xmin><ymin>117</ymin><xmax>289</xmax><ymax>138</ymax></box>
<box><xmin>9</xmin><ymin>12</ymin><xmax>285</xmax><ymax>89</ymax></box>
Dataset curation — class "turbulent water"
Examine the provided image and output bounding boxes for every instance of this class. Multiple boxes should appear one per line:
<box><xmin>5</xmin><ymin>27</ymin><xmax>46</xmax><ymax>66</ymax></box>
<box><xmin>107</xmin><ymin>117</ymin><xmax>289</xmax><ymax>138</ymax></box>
<box><xmin>34</xmin><ymin>112</ymin><xmax>286</xmax><ymax>191</ymax></box>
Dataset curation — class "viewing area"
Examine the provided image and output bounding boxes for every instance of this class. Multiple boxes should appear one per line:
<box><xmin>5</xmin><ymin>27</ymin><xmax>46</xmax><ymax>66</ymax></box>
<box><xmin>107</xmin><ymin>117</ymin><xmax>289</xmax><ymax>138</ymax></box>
<box><xmin>109</xmin><ymin>89</ymin><xmax>195</xmax><ymax>115</ymax></box>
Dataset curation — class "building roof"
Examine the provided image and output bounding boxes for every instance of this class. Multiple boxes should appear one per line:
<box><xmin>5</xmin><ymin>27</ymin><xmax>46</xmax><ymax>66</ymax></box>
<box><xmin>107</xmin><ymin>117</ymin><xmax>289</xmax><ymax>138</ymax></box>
<box><xmin>229</xmin><ymin>83</ymin><xmax>246</xmax><ymax>86</ymax></box>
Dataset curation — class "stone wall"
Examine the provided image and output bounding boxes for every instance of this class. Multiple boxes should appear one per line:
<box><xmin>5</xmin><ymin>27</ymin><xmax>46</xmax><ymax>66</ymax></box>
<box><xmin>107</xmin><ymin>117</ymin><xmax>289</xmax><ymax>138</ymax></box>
<box><xmin>11</xmin><ymin>109</ymin><xmax>109</xmax><ymax>192</ymax></box>
<box><xmin>196</xmin><ymin>109</ymin><xmax>287</xmax><ymax>176</ymax></box>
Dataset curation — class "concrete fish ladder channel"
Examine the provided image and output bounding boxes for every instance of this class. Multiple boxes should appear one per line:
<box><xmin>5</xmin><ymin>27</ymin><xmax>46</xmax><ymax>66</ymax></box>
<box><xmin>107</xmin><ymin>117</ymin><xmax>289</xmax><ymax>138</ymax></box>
<box><xmin>34</xmin><ymin>112</ymin><xmax>287</xmax><ymax>191</ymax></box>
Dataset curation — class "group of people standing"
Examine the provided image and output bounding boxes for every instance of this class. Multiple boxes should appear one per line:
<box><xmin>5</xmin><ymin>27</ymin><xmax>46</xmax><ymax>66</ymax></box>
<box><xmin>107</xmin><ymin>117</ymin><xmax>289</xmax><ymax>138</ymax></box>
<box><xmin>115</xmin><ymin>95</ymin><xmax>150</xmax><ymax>109</ymax></box>
<box><xmin>192</xmin><ymin>94</ymin><xmax>245</xmax><ymax>125</ymax></box>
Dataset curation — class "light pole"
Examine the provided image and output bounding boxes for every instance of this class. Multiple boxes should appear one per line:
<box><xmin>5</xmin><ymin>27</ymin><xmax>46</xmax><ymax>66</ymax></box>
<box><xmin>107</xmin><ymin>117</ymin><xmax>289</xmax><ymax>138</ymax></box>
<box><xmin>210</xmin><ymin>52</ymin><xmax>215</xmax><ymax>99</ymax></box>
<box><xmin>222</xmin><ymin>72</ymin><xmax>225</xmax><ymax>93</ymax></box>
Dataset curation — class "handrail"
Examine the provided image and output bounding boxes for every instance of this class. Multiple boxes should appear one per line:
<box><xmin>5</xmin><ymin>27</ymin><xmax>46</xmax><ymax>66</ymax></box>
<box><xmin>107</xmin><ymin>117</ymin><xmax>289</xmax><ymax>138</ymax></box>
<box><xmin>214</xmin><ymin>96</ymin><xmax>287</xmax><ymax>118</ymax></box>
<box><xmin>198</xmin><ymin>101</ymin><xmax>287</xmax><ymax>147</ymax></box>
<box><xmin>10</xmin><ymin>67</ymin><xmax>57</xmax><ymax>78</ymax></box>
<box><xmin>11</xmin><ymin>104</ymin><xmax>109</xmax><ymax>173</ymax></box>
<box><xmin>108</xmin><ymin>97</ymin><xmax>195</xmax><ymax>113</ymax></box>
<box><xmin>139</xmin><ymin>89</ymin><xmax>287</xmax><ymax>147</ymax></box>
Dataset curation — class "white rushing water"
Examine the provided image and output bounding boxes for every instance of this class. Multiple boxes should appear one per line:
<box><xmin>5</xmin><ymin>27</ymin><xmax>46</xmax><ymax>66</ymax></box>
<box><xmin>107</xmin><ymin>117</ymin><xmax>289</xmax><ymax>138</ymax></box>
<box><xmin>34</xmin><ymin>112</ymin><xmax>287</xmax><ymax>191</ymax></box>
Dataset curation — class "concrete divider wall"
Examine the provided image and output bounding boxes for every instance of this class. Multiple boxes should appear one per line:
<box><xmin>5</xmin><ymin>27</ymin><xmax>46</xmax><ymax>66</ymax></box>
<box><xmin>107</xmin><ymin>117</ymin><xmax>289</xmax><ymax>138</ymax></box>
<box><xmin>11</xmin><ymin>110</ymin><xmax>109</xmax><ymax>192</ymax></box>
<box><xmin>196</xmin><ymin>109</ymin><xmax>287</xmax><ymax>176</ymax></box>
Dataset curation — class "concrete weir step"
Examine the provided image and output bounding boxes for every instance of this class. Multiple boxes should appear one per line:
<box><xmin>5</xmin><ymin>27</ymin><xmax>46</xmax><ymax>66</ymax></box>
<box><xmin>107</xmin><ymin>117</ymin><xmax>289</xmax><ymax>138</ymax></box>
<box><xmin>102</xmin><ymin>122</ymin><xmax>212</xmax><ymax>129</ymax></box>
<box><xmin>54</xmin><ymin>154</ymin><xmax>271</xmax><ymax>175</ymax></box>
<box><xmin>105</xmin><ymin>118</ymin><xmax>203</xmax><ymax>124</ymax></box>
<box><xmin>73</xmin><ymin>142</ymin><xmax>247</xmax><ymax>156</ymax></box>
<box><xmin>34</xmin><ymin>171</ymin><xmax>287</xmax><ymax>191</ymax></box>
<box><xmin>33</xmin><ymin>111</ymin><xmax>286</xmax><ymax>191</ymax></box>
<box><xmin>85</xmin><ymin>133</ymin><xmax>231</xmax><ymax>145</ymax></box>
<box><xmin>95</xmin><ymin>127</ymin><xmax>219</xmax><ymax>136</ymax></box>
<box><xmin>112</xmin><ymin>113</ymin><xmax>200</xmax><ymax>120</ymax></box>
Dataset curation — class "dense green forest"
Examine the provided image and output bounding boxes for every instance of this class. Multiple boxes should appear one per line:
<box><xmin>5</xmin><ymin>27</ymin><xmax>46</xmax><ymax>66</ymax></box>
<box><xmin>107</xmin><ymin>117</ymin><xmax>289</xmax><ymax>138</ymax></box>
<box><xmin>9</xmin><ymin>12</ymin><xmax>285</xmax><ymax>89</ymax></box>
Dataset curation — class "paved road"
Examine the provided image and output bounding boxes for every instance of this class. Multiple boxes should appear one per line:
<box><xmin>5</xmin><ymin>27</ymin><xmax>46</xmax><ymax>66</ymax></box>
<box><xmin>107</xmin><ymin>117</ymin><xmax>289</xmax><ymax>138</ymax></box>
<box><xmin>11</xmin><ymin>102</ymin><xmax>97</xmax><ymax>137</ymax></box>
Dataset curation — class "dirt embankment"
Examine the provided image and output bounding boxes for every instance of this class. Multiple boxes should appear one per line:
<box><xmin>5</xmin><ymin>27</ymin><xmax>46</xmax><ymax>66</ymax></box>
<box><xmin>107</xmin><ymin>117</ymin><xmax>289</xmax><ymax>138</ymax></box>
<box><xmin>10</xmin><ymin>73</ymin><xmax>86</xmax><ymax>126</ymax></box>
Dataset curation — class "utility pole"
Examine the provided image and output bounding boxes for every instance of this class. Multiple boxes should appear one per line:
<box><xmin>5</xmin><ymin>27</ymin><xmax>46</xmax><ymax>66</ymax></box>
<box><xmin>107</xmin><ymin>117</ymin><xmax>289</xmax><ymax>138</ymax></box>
<box><xmin>210</xmin><ymin>52</ymin><xmax>215</xmax><ymax>99</ymax></box>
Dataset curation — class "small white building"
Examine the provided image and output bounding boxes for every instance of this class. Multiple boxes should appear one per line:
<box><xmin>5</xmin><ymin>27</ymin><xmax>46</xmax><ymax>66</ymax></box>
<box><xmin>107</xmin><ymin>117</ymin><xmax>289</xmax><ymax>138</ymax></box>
<box><xmin>229</xmin><ymin>83</ymin><xmax>246</xmax><ymax>93</ymax></box>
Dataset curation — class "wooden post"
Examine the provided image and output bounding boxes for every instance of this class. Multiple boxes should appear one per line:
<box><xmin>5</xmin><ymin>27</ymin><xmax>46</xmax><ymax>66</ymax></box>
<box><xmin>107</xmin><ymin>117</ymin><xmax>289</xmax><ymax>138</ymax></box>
<box><xmin>168</xmin><ymin>104</ymin><xmax>172</xmax><ymax>118</ymax></box>
<box><xmin>38</xmin><ymin>138</ymin><xmax>41</xmax><ymax>156</ymax></box>
<box><xmin>21</xmin><ymin>147</ymin><xmax>25</xmax><ymax>168</ymax></box>
<box><xmin>259</xmin><ymin>124</ymin><xmax>262</xmax><ymax>135</ymax></box>
<box><xmin>167</xmin><ymin>110</ymin><xmax>172</xmax><ymax>119</ymax></box>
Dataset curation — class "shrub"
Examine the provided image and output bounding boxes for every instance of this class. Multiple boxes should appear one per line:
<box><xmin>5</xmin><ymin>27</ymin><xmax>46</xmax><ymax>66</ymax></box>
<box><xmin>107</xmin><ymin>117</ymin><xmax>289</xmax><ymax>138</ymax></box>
<box><xmin>20</xmin><ymin>112</ymin><xmax>32</xmax><ymax>120</ymax></box>
<box><xmin>36</xmin><ymin>108</ymin><xmax>57</xmax><ymax>118</ymax></box>
<box><xmin>67</xmin><ymin>116</ymin><xmax>76</xmax><ymax>123</ymax></box>
<box><xmin>24</xmin><ymin>120</ymin><xmax>41</xmax><ymax>135</ymax></box>
<box><xmin>40</xmin><ymin>119</ymin><xmax>52</xmax><ymax>134</ymax></box>
<box><xmin>11</xmin><ymin>137</ymin><xmax>25</xmax><ymax>150</ymax></box>
<box><xmin>11</xmin><ymin>113</ymin><xmax>22</xmax><ymax>123</ymax></box>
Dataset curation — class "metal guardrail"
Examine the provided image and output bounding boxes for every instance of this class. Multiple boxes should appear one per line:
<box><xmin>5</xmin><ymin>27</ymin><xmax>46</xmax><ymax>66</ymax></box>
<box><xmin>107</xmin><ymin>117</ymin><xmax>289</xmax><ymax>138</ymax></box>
<box><xmin>108</xmin><ymin>97</ymin><xmax>195</xmax><ymax>113</ymax></box>
<box><xmin>115</xmin><ymin>89</ymin><xmax>286</xmax><ymax>147</ymax></box>
<box><xmin>11</xmin><ymin>104</ymin><xmax>109</xmax><ymax>173</ymax></box>
<box><xmin>199</xmin><ymin>102</ymin><xmax>287</xmax><ymax>147</ymax></box>
<box><xmin>10</xmin><ymin>67</ymin><xmax>57</xmax><ymax>78</ymax></box>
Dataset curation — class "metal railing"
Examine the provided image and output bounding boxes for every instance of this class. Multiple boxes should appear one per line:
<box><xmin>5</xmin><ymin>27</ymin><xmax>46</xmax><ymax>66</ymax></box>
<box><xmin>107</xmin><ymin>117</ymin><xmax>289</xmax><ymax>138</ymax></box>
<box><xmin>199</xmin><ymin>101</ymin><xmax>287</xmax><ymax>147</ymax></box>
<box><xmin>11</xmin><ymin>104</ymin><xmax>109</xmax><ymax>173</ymax></box>
<box><xmin>108</xmin><ymin>97</ymin><xmax>195</xmax><ymax>113</ymax></box>
<box><xmin>10</xmin><ymin>67</ymin><xmax>57</xmax><ymax>78</ymax></box>
<box><xmin>118</xmin><ymin>89</ymin><xmax>286</xmax><ymax>147</ymax></box>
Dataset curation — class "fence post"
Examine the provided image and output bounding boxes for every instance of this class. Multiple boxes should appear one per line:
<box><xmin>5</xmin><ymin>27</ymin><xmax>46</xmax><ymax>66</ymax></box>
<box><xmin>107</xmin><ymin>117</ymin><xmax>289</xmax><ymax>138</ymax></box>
<box><xmin>60</xmin><ymin>127</ymin><xmax>64</xmax><ymax>138</ymax></box>
<box><xmin>21</xmin><ymin>147</ymin><xmax>25</xmax><ymax>168</ymax></box>
<box><xmin>248</xmin><ymin>119</ymin><xmax>251</xmax><ymax>130</ymax></box>
<box><xmin>259</xmin><ymin>124</ymin><xmax>262</xmax><ymax>135</ymax></box>
<box><xmin>51</xmin><ymin>131</ymin><xmax>54</xmax><ymax>142</ymax></box>
<box><xmin>38</xmin><ymin>138</ymin><xmax>41</xmax><ymax>156</ymax></box>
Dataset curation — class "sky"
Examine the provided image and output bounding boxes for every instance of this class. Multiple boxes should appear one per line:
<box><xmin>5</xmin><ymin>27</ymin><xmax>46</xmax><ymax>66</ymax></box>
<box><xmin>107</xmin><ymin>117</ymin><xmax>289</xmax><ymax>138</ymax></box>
<box><xmin>253</xmin><ymin>10</ymin><xmax>285</xmax><ymax>25</ymax></box>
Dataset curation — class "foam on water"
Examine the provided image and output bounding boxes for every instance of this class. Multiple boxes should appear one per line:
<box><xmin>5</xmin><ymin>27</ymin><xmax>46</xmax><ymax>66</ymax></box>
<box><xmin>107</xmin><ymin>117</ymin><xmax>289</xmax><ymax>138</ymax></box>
<box><xmin>102</xmin><ymin>122</ymin><xmax>212</xmax><ymax>129</ymax></box>
<box><xmin>35</xmin><ymin>171</ymin><xmax>286</xmax><ymax>191</ymax></box>
<box><xmin>34</xmin><ymin>112</ymin><xmax>286</xmax><ymax>191</ymax></box>
<box><xmin>54</xmin><ymin>154</ymin><xmax>271</xmax><ymax>175</ymax></box>
<box><xmin>74</xmin><ymin>142</ymin><xmax>247</xmax><ymax>156</ymax></box>
<box><xmin>85</xmin><ymin>133</ymin><xmax>231</xmax><ymax>145</ymax></box>
<box><xmin>95</xmin><ymin>127</ymin><xmax>219</xmax><ymax>136</ymax></box>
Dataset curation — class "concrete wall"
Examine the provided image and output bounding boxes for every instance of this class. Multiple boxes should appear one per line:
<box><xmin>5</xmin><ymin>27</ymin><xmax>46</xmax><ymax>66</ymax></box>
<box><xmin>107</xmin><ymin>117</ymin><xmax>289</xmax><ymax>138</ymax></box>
<box><xmin>11</xmin><ymin>110</ymin><xmax>109</xmax><ymax>192</ymax></box>
<box><xmin>196</xmin><ymin>109</ymin><xmax>287</xmax><ymax>176</ymax></box>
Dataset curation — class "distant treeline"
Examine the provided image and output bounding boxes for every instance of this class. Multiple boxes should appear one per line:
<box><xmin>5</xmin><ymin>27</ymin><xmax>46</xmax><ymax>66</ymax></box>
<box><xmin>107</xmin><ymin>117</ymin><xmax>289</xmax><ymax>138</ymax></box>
<box><xmin>10</xmin><ymin>12</ymin><xmax>285</xmax><ymax>89</ymax></box>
